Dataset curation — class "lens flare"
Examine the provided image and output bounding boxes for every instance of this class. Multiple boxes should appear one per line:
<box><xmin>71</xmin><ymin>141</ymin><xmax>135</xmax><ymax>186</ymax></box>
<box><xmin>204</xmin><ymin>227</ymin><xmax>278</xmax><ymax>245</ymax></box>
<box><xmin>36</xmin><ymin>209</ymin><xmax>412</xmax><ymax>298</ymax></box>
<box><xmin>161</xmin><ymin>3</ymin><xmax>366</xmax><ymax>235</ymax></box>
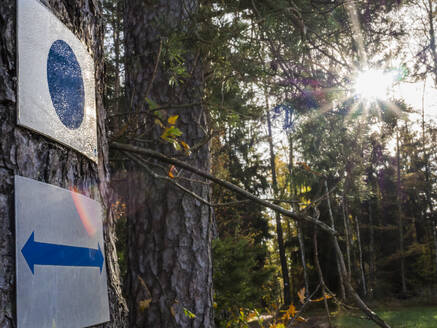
<box><xmin>70</xmin><ymin>186</ymin><xmax>97</xmax><ymax>236</ymax></box>
<box><xmin>354</xmin><ymin>69</ymin><xmax>395</xmax><ymax>100</ymax></box>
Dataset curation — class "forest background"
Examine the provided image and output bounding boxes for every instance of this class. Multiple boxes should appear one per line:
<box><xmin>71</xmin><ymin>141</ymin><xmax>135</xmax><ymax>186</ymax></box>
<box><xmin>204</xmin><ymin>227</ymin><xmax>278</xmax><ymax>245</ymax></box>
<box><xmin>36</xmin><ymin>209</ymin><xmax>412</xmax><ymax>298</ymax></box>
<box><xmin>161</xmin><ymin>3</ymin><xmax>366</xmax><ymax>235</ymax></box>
<box><xmin>102</xmin><ymin>0</ymin><xmax>437</xmax><ymax>327</ymax></box>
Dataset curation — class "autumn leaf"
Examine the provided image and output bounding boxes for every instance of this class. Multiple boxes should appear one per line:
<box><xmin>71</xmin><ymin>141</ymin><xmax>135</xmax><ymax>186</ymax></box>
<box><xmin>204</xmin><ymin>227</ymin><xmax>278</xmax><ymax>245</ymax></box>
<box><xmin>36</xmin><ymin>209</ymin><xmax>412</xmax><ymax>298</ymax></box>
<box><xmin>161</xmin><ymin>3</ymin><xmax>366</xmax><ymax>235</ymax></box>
<box><xmin>180</xmin><ymin>140</ymin><xmax>190</xmax><ymax>150</ymax></box>
<box><xmin>311</xmin><ymin>293</ymin><xmax>333</xmax><ymax>302</ymax></box>
<box><xmin>280</xmin><ymin>304</ymin><xmax>296</xmax><ymax>320</ymax></box>
<box><xmin>168</xmin><ymin>115</ymin><xmax>179</xmax><ymax>125</ymax></box>
<box><xmin>168</xmin><ymin>165</ymin><xmax>177</xmax><ymax>178</ymax></box>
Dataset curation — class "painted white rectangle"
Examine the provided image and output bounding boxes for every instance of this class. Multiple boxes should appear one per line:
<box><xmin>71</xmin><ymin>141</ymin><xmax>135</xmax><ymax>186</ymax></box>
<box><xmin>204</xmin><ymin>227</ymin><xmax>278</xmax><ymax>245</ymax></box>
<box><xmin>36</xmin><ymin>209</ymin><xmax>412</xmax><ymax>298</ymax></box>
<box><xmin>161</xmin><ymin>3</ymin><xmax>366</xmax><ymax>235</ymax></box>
<box><xmin>17</xmin><ymin>0</ymin><xmax>98</xmax><ymax>162</ymax></box>
<box><xmin>15</xmin><ymin>176</ymin><xmax>110</xmax><ymax>328</ymax></box>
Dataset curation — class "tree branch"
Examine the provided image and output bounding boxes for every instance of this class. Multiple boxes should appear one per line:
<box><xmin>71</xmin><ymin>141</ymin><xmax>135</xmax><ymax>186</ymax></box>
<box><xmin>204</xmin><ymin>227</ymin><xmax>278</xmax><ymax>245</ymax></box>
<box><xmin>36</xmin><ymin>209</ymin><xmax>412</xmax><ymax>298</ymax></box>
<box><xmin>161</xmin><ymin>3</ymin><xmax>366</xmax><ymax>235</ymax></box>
<box><xmin>111</xmin><ymin>141</ymin><xmax>338</xmax><ymax>235</ymax></box>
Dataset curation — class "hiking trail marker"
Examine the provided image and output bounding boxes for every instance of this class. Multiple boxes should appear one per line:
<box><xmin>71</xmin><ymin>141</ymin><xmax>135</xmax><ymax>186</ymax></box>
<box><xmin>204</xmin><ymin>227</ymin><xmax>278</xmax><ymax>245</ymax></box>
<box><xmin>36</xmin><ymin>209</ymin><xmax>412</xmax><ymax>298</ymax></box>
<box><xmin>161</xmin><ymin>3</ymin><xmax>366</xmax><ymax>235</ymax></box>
<box><xmin>17</xmin><ymin>0</ymin><xmax>98</xmax><ymax>162</ymax></box>
<box><xmin>15</xmin><ymin>176</ymin><xmax>110</xmax><ymax>328</ymax></box>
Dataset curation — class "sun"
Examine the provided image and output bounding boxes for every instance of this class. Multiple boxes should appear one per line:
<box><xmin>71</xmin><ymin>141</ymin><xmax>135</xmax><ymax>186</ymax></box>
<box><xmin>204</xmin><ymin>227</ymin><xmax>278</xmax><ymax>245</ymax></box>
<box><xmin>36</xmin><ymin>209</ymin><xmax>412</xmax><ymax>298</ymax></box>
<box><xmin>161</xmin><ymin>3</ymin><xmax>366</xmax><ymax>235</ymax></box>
<box><xmin>354</xmin><ymin>69</ymin><xmax>395</xmax><ymax>101</ymax></box>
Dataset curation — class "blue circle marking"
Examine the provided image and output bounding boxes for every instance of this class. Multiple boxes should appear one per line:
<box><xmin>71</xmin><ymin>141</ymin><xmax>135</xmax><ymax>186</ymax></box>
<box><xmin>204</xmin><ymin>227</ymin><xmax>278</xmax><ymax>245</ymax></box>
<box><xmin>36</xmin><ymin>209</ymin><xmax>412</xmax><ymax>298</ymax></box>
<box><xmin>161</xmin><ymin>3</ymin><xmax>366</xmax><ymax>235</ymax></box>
<box><xmin>47</xmin><ymin>40</ymin><xmax>85</xmax><ymax>129</ymax></box>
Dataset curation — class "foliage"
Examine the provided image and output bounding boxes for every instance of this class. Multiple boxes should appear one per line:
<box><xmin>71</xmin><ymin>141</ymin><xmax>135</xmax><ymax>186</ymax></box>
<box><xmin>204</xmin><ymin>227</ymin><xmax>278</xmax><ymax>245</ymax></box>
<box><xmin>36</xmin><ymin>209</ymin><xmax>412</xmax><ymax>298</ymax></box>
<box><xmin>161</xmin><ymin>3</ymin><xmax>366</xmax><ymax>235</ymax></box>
<box><xmin>213</xmin><ymin>236</ymin><xmax>275</xmax><ymax>327</ymax></box>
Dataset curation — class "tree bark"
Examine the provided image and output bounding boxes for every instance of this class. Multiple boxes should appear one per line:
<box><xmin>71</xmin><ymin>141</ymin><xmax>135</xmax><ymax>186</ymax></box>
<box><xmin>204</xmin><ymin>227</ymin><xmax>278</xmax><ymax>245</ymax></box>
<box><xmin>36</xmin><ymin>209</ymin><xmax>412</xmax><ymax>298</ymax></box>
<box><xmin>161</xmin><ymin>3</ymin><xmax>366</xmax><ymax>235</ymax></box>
<box><xmin>0</xmin><ymin>0</ymin><xmax>128</xmax><ymax>327</ymax></box>
<box><xmin>124</xmin><ymin>1</ymin><xmax>213</xmax><ymax>327</ymax></box>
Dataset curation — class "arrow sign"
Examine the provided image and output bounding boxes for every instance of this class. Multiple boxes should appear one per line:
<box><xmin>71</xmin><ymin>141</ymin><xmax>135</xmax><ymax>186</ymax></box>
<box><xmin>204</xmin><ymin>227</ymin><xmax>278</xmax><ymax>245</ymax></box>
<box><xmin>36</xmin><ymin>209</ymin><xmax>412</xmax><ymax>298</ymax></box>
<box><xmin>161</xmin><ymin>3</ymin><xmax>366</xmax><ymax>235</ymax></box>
<box><xmin>21</xmin><ymin>232</ymin><xmax>104</xmax><ymax>274</ymax></box>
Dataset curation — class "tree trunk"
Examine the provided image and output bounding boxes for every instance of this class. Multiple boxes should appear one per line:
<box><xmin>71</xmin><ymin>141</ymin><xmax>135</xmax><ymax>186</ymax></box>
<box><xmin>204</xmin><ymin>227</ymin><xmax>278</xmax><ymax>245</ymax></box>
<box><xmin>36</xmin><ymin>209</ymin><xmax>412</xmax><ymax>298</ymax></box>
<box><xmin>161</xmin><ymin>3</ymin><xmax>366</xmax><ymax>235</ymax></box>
<box><xmin>421</xmin><ymin>77</ymin><xmax>437</xmax><ymax>283</ymax></box>
<box><xmin>396</xmin><ymin>132</ymin><xmax>407</xmax><ymax>295</ymax></box>
<box><xmin>426</xmin><ymin>0</ymin><xmax>437</xmax><ymax>86</ymax></box>
<box><xmin>297</xmin><ymin>222</ymin><xmax>310</xmax><ymax>297</ymax></box>
<box><xmin>0</xmin><ymin>1</ymin><xmax>128</xmax><ymax>327</ymax></box>
<box><xmin>288</xmin><ymin>133</ymin><xmax>309</xmax><ymax>297</ymax></box>
<box><xmin>313</xmin><ymin>228</ymin><xmax>332</xmax><ymax>328</ymax></box>
<box><xmin>355</xmin><ymin>216</ymin><xmax>367</xmax><ymax>297</ymax></box>
<box><xmin>266</xmin><ymin>108</ymin><xmax>291</xmax><ymax>306</ymax></box>
<box><xmin>342</xmin><ymin>196</ymin><xmax>352</xmax><ymax>279</ymax></box>
<box><xmin>325</xmin><ymin>180</ymin><xmax>346</xmax><ymax>300</ymax></box>
<box><xmin>368</xmin><ymin>198</ymin><xmax>376</xmax><ymax>298</ymax></box>
<box><xmin>124</xmin><ymin>1</ymin><xmax>213</xmax><ymax>327</ymax></box>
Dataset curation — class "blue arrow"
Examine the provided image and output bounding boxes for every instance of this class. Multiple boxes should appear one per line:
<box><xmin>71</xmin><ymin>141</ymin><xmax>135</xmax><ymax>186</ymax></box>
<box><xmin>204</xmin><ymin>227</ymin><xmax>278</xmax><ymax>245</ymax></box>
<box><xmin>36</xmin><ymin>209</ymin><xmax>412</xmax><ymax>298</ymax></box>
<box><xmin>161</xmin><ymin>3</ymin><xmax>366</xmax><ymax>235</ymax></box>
<box><xmin>21</xmin><ymin>232</ymin><xmax>104</xmax><ymax>274</ymax></box>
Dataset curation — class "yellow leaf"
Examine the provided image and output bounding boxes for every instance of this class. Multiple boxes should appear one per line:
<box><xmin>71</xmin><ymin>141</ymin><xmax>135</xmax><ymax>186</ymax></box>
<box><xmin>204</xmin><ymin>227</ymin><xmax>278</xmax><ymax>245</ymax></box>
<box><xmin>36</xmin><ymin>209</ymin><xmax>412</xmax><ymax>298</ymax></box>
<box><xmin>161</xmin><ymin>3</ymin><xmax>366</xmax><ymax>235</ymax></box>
<box><xmin>168</xmin><ymin>115</ymin><xmax>179</xmax><ymax>125</ymax></box>
<box><xmin>289</xmin><ymin>304</ymin><xmax>296</xmax><ymax>317</ymax></box>
<box><xmin>311</xmin><ymin>293</ymin><xmax>333</xmax><ymax>303</ymax></box>
<box><xmin>183</xmin><ymin>307</ymin><xmax>196</xmax><ymax>319</ymax></box>
<box><xmin>139</xmin><ymin>298</ymin><xmax>152</xmax><ymax>312</ymax></box>
<box><xmin>180</xmin><ymin>140</ymin><xmax>190</xmax><ymax>150</ymax></box>
<box><xmin>161</xmin><ymin>127</ymin><xmax>171</xmax><ymax>140</ymax></box>
<box><xmin>281</xmin><ymin>304</ymin><xmax>296</xmax><ymax>320</ymax></box>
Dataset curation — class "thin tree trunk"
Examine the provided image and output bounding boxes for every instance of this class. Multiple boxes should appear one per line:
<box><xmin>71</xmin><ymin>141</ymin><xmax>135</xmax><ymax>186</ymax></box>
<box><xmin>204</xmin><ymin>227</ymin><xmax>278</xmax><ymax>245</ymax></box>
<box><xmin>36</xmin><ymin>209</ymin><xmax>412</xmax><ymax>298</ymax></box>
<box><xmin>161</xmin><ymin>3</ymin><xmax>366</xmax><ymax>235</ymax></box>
<box><xmin>427</xmin><ymin>0</ymin><xmax>437</xmax><ymax>86</ymax></box>
<box><xmin>396</xmin><ymin>132</ymin><xmax>407</xmax><ymax>295</ymax></box>
<box><xmin>111</xmin><ymin>1</ymin><xmax>121</xmax><ymax>113</ymax></box>
<box><xmin>0</xmin><ymin>1</ymin><xmax>128</xmax><ymax>326</ymax></box>
<box><xmin>355</xmin><ymin>216</ymin><xmax>367</xmax><ymax>297</ymax></box>
<box><xmin>124</xmin><ymin>1</ymin><xmax>214</xmax><ymax>327</ymax></box>
<box><xmin>325</xmin><ymin>180</ymin><xmax>346</xmax><ymax>300</ymax></box>
<box><xmin>368</xmin><ymin>199</ymin><xmax>376</xmax><ymax>298</ymax></box>
<box><xmin>433</xmin><ymin>220</ymin><xmax>437</xmax><ymax>281</ymax></box>
<box><xmin>266</xmin><ymin>108</ymin><xmax>291</xmax><ymax>306</ymax></box>
<box><xmin>342</xmin><ymin>196</ymin><xmax>352</xmax><ymax>279</ymax></box>
<box><xmin>288</xmin><ymin>133</ymin><xmax>310</xmax><ymax>297</ymax></box>
<box><xmin>421</xmin><ymin>77</ymin><xmax>437</xmax><ymax>282</ymax></box>
<box><xmin>297</xmin><ymin>222</ymin><xmax>310</xmax><ymax>297</ymax></box>
<box><xmin>313</xmin><ymin>228</ymin><xmax>333</xmax><ymax>328</ymax></box>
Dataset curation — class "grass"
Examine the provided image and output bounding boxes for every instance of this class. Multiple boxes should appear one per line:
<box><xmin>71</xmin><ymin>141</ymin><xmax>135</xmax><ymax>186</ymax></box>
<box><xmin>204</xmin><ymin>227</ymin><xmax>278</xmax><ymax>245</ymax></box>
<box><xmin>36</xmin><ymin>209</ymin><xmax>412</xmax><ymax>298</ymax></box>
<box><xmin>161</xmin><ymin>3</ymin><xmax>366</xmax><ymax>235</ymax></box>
<box><xmin>334</xmin><ymin>306</ymin><xmax>437</xmax><ymax>328</ymax></box>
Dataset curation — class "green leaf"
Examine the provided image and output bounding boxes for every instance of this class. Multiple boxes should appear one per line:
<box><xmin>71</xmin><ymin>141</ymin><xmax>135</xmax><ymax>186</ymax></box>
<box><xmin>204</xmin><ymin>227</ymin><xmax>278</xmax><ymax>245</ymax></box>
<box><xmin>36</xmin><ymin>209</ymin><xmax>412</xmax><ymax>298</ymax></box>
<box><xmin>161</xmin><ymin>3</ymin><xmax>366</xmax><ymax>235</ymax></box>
<box><xmin>146</xmin><ymin>97</ymin><xmax>158</xmax><ymax>110</ymax></box>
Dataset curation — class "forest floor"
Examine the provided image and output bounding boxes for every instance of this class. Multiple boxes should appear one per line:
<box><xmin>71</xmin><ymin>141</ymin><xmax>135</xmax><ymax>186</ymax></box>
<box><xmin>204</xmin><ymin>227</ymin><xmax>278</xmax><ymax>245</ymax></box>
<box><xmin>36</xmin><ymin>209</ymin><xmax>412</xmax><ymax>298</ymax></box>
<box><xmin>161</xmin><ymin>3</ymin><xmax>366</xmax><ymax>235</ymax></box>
<box><xmin>333</xmin><ymin>305</ymin><xmax>437</xmax><ymax>327</ymax></box>
<box><xmin>248</xmin><ymin>303</ymin><xmax>437</xmax><ymax>327</ymax></box>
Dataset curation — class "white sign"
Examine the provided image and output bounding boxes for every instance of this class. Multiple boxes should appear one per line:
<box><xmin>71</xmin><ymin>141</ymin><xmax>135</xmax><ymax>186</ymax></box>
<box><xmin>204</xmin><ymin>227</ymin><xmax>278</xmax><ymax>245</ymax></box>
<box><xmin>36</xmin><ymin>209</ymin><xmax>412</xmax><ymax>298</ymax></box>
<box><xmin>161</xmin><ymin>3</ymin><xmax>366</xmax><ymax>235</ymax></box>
<box><xmin>15</xmin><ymin>176</ymin><xmax>110</xmax><ymax>328</ymax></box>
<box><xmin>17</xmin><ymin>0</ymin><xmax>98</xmax><ymax>162</ymax></box>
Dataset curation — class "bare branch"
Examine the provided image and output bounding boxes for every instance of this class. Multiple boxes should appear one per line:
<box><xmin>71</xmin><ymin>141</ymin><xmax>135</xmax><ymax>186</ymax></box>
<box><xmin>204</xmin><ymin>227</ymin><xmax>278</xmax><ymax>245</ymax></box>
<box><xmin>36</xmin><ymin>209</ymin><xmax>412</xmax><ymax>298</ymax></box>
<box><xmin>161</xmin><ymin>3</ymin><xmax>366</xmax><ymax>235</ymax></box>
<box><xmin>111</xmin><ymin>141</ymin><xmax>338</xmax><ymax>235</ymax></box>
<box><xmin>145</xmin><ymin>39</ymin><xmax>163</xmax><ymax>98</ymax></box>
<box><xmin>124</xmin><ymin>151</ymin><xmax>258</xmax><ymax>208</ymax></box>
